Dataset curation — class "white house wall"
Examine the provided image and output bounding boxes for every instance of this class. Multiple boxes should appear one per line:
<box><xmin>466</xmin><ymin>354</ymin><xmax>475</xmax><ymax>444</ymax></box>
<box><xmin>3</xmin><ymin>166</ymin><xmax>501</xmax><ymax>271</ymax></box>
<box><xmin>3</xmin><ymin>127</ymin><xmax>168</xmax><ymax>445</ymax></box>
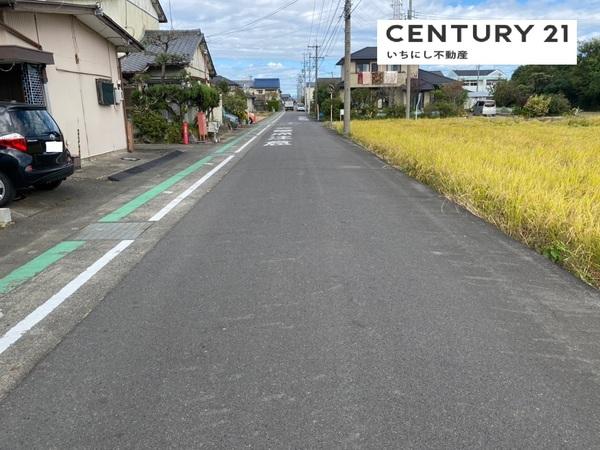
<box><xmin>69</xmin><ymin>0</ymin><xmax>160</xmax><ymax>40</ymax></box>
<box><xmin>187</xmin><ymin>46</ymin><xmax>210</xmax><ymax>82</ymax></box>
<box><xmin>1</xmin><ymin>12</ymin><xmax>127</xmax><ymax>158</ymax></box>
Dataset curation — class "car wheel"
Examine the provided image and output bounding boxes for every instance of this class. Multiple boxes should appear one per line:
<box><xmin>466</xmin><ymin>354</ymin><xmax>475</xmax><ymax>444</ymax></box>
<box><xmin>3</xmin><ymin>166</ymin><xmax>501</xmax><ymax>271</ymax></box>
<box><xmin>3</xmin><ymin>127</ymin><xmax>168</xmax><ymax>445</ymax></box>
<box><xmin>34</xmin><ymin>180</ymin><xmax>63</xmax><ymax>191</ymax></box>
<box><xmin>0</xmin><ymin>171</ymin><xmax>15</xmax><ymax>207</ymax></box>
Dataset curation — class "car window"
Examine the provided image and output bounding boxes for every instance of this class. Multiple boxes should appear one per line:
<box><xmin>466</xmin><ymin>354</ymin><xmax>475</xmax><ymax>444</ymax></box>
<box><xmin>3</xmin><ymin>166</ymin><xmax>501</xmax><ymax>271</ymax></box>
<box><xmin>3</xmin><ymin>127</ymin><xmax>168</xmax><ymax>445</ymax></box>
<box><xmin>0</xmin><ymin>109</ymin><xmax>13</xmax><ymax>134</ymax></box>
<box><xmin>8</xmin><ymin>110</ymin><xmax>60</xmax><ymax>137</ymax></box>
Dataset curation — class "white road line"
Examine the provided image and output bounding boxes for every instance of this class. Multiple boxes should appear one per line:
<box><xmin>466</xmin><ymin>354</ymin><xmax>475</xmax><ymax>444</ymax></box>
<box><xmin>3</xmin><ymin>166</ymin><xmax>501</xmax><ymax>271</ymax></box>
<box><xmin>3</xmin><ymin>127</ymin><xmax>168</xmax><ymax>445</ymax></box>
<box><xmin>234</xmin><ymin>135</ymin><xmax>259</xmax><ymax>154</ymax></box>
<box><xmin>150</xmin><ymin>112</ymin><xmax>285</xmax><ymax>222</ymax></box>
<box><xmin>0</xmin><ymin>240</ymin><xmax>134</xmax><ymax>355</ymax></box>
<box><xmin>149</xmin><ymin>155</ymin><xmax>235</xmax><ymax>222</ymax></box>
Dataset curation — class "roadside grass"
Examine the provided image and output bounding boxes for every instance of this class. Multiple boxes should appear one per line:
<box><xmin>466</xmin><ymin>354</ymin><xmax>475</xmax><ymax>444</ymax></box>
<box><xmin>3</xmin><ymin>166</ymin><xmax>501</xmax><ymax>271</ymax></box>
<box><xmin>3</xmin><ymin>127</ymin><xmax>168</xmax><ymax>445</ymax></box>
<box><xmin>337</xmin><ymin>117</ymin><xmax>600</xmax><ymax>287</ymax></box>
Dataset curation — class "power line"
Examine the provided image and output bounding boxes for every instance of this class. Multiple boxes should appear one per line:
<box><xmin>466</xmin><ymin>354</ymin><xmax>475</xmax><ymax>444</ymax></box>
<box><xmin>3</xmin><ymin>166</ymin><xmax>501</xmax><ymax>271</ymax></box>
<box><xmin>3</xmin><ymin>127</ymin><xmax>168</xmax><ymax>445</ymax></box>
<box><xmin>319</xmin><ymin>0</ymin><xmax>343</xmax><ymax>49</ymax></box>
<box><xmin>206</xmin><ymin>0</ymin><xmax>300</xmax><ymax>38</ymax></box>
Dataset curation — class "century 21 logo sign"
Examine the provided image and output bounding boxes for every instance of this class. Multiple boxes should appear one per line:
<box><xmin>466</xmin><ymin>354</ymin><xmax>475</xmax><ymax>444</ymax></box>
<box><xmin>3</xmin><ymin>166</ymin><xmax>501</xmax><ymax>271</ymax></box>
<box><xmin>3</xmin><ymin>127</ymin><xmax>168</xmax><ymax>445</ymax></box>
<box><xmin>377</xmin><ymin>20</ymin><xmax>577</xmax><ymax>65</ymax></box>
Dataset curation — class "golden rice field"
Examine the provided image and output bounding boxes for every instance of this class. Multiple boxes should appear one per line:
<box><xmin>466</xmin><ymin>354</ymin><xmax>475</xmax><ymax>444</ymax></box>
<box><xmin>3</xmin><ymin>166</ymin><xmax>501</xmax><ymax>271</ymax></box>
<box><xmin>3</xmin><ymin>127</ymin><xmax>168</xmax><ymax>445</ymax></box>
<box><xmin>339</xmin><ymin>117</ymin><xmax>600</xmax><ymax>287</ymax></box>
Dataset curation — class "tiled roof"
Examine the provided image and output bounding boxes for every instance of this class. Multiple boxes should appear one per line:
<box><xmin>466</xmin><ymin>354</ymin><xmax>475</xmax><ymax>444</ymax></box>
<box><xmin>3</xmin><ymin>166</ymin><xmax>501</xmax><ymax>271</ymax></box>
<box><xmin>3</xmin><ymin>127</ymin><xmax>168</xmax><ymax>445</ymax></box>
<box><xmin>211</xmin><ymin>75</ymin><xmax>240</xmax><ymax>87</ymax></box>
<box><xmin>336</xmin><ymin>47</ymin><xmax>377</xmax><ymax>65</ymax></box>
<box><xmin>418</xmin><ymin>69</ymin><xmax>459</xmax><ymax>91</ymax></box>
<box><xmin>121</xmin><ymin>30</ymin><xmax>210</xmax><ymax>74</ymax></box>
<box><xmin>253</xmin><ymin>78</ymin><xmax>281</xmax><ymax>89</ymax></box>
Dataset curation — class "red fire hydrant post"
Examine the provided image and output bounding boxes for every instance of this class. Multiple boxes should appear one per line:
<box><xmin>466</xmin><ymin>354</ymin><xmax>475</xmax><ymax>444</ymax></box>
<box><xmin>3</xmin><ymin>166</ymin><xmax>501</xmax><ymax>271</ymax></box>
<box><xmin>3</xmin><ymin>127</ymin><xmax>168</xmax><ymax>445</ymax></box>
<box><xmin>182</xmin><ymin>121</ymin><xmax>189</xmax><ymax>145</ymax></box>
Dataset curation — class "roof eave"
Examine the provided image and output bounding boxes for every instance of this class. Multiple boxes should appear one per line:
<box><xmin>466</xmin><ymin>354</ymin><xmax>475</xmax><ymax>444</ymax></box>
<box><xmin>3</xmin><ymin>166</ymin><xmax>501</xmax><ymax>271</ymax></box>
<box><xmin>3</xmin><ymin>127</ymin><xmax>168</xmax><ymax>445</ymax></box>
<box><xmin>0</xmin><ymin>1</ymin><xmax>143</xmax><ymax>53</ymax></box>
<box><xmin>150</xmin><ymin>0</ymin><xmax>168</xmax><ymax>23</ymax></box>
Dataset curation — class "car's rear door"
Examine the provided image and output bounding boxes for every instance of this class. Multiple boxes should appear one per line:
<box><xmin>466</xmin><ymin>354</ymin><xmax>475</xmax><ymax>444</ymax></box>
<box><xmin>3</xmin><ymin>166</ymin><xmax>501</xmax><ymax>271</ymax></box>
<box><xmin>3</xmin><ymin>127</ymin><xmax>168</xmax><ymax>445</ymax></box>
<box><xmin>9</xmin><ymin>108</ymin><xmax>68</xmax><ymax>168</ymax></box>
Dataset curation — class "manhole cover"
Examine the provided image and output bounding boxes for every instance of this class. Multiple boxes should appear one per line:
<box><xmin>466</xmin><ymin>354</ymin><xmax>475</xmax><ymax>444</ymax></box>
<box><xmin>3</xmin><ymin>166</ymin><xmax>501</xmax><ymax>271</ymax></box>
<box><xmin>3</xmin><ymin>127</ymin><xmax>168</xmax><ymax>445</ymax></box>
<box><xmin>75</xmin><ymin>222</ymin><xmax>151</xmax><ymax>240</ymax></box>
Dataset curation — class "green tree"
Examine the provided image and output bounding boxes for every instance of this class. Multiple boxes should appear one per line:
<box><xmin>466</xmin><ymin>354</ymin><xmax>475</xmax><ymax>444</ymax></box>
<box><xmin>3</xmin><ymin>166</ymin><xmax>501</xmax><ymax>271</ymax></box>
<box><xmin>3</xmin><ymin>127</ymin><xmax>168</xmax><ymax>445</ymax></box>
<box><xmin>430</xmin><ymin>82</ymin><xmax>468</xmax><ymax>117</ymax></box>
<box><xmin>223</xmin><ymin>88</ymin><xmax>248</xmax><ymax>121</ymax></box>
<box><xmin>266</xmin><ymin>95</ymin><xmax>281</xmax><ymax>112</ymax></box>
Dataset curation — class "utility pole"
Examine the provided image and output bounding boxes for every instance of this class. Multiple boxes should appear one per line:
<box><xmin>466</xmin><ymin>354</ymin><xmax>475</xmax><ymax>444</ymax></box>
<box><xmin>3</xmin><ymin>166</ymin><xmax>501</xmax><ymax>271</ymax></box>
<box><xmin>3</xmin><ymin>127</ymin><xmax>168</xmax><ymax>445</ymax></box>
<box><xmin>405</xmin><ymin>0</ymin><xmax>413</xmax><ymax>119</ymax></box>
<box><xmin>309</xmin><ymin>45</ymin><xmax>320</xmax><ymax>120</ymax></box>
<box><xmin>302</xmin><ymin>53</ymin><xmax>307</xmax><ymax>103</ymax></box>
<box><xmin>343</xmin><ymin>0</ymin><xmax>351</xmax><ymax>135</ymax></box>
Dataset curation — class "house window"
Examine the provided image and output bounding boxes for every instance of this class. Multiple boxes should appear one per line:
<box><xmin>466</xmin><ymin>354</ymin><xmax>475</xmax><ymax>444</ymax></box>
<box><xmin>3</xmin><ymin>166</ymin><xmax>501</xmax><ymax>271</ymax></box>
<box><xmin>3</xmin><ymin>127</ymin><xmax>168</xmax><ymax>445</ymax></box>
<box><xmin>356</xmin><ymin>63</ymin><xmax>370</xmax><ymax>73</ymax></box>
<box><xmin>388</xmin><ymin>65</ymin><xmax>400</xmax><ymax>72</ymax></box>
<box><xmin>371</xmin><ymin>63</ymin><xmax>378</xmax><ymax>72</ymax></box>
<box><xmin>96</xmin><ymin>79</ymin><xmax>115</xmax><ymax>106</ymax></box>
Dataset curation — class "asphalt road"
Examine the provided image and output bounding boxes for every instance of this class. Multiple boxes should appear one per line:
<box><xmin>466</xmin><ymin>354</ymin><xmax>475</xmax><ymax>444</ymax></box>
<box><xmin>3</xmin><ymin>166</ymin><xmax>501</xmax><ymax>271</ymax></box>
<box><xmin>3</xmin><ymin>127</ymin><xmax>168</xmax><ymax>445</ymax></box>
<box><xmin>2</xmin><ymin>112</ymin><xmax>600</xmax><ymax>448</ymax></box>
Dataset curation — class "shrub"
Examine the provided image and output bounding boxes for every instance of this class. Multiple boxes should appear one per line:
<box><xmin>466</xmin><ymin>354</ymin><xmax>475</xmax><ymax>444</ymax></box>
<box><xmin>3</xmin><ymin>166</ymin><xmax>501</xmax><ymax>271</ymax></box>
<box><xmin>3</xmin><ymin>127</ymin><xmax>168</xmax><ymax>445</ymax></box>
<box><xmin>383</xmin><ymin>104</ymin><xmax>406</xmax><ymax>118</ymax></box>
<box><xmin>522</xmin><ymin>95</ymin><xmax>551</xmax><ymax>117</ymax></box>
<box><xmin>547</xmin><ymin>93</ymin><xmax>571</xmax><ymax>116</ymax></box>
<box><xmin>321</xmin><ymin>97</ymin><xmax>344</xmax><ymax>120</ymax></box>
<box><xmin>266</xmin><ymin>97</ymin><xmax>281</xmax><ymax>112</ymax></box>
<box><xmin>132</xmin><ymin>111</ymin><xmax>170</xmax><ymax>143</ymax></box>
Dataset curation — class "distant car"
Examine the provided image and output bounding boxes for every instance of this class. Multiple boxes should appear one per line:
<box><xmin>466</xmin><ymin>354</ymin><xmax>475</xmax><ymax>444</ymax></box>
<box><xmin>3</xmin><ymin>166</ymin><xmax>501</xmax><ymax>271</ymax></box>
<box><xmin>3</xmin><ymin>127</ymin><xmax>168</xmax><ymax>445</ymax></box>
<box><xmin>0</xmin><ymin>103</ymin><xmax>74</xmax><ymax>207</ymax></box>
<box><xmin>296</xmin><ymin>104</ymin><xmax>306</xmax><ymax>112</ymax></box>
<box><xmin>472</xmin><ymin>100</ymin><xmax>497</xmax><ymax>117</ymax></box>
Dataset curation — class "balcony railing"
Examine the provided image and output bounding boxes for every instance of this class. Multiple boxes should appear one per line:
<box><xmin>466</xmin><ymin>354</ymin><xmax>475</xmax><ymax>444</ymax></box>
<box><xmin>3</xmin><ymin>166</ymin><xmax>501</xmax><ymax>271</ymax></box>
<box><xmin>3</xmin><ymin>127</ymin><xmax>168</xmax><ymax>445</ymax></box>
<box><xmin>349</xmin><ymin>71</ymin><xmax>407</xmax><ymax>88</ymax></box>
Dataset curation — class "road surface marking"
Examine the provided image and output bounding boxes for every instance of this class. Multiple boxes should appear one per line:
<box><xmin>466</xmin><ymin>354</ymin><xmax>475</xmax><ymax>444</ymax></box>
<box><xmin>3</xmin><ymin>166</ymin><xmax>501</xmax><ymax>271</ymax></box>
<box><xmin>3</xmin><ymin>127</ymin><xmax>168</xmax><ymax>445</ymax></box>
<box><xmin>151</xmin><ymin>113</ymin><xmax>284</xmax><ymax>220</ymax></box>
<box><xmin>99</xmin><ymin>113</ymin><xmax>283</xmax><ymax>223</ymax></box>
<box><xmin>149</xmin><ymin>155</ymin><xmax>235</xmax><ymax>222</ymax></box>
<box><xmin>0</xmin><ymin>241</ymin><xmax>85</xmax><ymax>294</ymax></box>
<box><xmin>0</xmin><ymin>113</ymin><xmax>285</xmax><ymax>298</ymax></box>
<box><xmin>0</xmin><ymin>240</ymin><xmax>134</xmax><ymax>355</ymax></box>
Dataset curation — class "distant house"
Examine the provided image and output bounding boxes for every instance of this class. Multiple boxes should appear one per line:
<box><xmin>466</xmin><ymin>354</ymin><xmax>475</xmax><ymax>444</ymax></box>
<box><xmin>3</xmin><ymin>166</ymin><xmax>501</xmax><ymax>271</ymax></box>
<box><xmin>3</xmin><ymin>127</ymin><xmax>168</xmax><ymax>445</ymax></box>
<box><xmin>0</xmin><ymin>0</ymin><xmax>143</xmax><ymax>159</ymax></box>
<box><xmin>449</xmin><ymin>69</ymin><xmax>507</xmax><ymax>94</ymax></box>
<box><xmin>212</xmin><ymin>75</ymin><xmax>256</xmax><ymax>114</ymax></box>
<box><xmin>211</xmin><ymin>75</ymin><xmax>241</xmax><ymax>89</ymax></box>
<box><xmin>417</xmin><ymin>69</ymin><xmax>461</xmax><ymax>107</ymax></box>
<box><xmin>335</xmin><ymin>47</ymin><xmax>456</xmax><ymax>109</ymax></box>
<box><xmin>249</xmin><ymin>78</ymin><xmax>281</xmax><ymax>111</ymax></box>
<box><xmin>120</xmin><ymin>29</ymin><xmax>216</xmax><ymax>84</ymax></box>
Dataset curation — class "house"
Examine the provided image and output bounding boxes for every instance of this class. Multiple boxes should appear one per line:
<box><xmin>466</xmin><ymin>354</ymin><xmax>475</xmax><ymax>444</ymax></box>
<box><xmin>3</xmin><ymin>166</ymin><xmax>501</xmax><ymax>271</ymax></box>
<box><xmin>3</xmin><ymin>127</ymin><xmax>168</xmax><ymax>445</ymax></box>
<box><xmin>417</xmin><ymin>69</ymin><xmax>461</xmax><ymax>107</ymax></box>
<box><xmin>0</xmin><ymin>0</ymin><xmax>143</xmax><ymax>160</ymax></box>
<box><xmin>211</xmin><ymin>75</ymin><xmax>241</xmax><ymax>90</ymax></box>
<box><xmin>120</xmin><ymin>30</ymin><xmax>216</xmax><ymax>85</ymax></box>
<box><xmin>69</xmin><ymin>0</ymin><xmax>167</xmax><ymax>41</ymax></box>
<box><xmin>449</xmin><ymin>69</ymin><xmax>507</xmax><ymax>94</ymax></box>
<box><xmin>249</xmin><ymin>78</ymin><xmax>281</xmax><ymax>111</ymax></box>
<box><xmin>212</xmin><ymin>75</ymin><xmax>255</xmax><ymax>114</ymax></box>
<box><xmin>335</xmin><ymin>46</ymin><xmax>457</xmax><ymax>109</ymax></box>
<box><xmin>303</xmin><ymin>82</ymin><xmax>314</xmax><ymax>111</ymax></box>
<box><xmin>336</xmin><ymin>46</ymin><xmax>411</xmax><ymax>108</ymax></box>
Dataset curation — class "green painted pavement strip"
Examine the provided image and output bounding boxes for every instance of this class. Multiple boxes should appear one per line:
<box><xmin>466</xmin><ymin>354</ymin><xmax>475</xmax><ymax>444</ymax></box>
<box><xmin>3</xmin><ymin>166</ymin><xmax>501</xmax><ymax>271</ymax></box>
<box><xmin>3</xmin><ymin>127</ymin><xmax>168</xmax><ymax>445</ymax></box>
<box><xmin>0</xmin><ymin>241</ymin><xmax>85</xmax><ymax>294</ymax></box>
<box><xmin>0</xmin><ymin>115</ymin><xmax>279</xmax><ymax>294</ymax></box>
<box><xmin>99</xmin><ymin>134</ymin><xmax>249</xmax><ymax>223</ymax></box>
<box><xmin>98</xmin><ymin>116</ymin><xmax>280</xmax><ymax>223</ymax></box>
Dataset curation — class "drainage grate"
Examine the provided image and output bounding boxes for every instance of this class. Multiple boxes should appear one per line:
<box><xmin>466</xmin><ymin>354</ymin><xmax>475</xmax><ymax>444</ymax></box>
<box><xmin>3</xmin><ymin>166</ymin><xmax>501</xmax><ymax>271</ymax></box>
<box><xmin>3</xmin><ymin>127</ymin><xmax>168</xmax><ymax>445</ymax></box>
<box><xmin>75</xmin><ymin>222</ymin><xmax>151</xmax><ymax>240</ymax></box>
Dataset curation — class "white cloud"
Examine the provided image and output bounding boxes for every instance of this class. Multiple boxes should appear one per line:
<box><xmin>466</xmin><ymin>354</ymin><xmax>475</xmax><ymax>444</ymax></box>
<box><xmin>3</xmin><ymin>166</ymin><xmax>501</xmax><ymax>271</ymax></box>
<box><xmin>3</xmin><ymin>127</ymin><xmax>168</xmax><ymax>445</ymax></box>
<box><xmin>167</xmin><ymin>0</ymin><xmax>600</xmax><ymax>94</ymax></box>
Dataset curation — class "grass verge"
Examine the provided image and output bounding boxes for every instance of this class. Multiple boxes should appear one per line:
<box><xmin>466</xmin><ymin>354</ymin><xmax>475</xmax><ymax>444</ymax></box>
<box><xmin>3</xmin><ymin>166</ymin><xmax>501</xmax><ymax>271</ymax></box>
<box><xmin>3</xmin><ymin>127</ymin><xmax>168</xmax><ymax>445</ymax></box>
<box><xmin>337</xmin><ymin>117</ymin><xmax>600</xmax><ymax>287</ymax></box>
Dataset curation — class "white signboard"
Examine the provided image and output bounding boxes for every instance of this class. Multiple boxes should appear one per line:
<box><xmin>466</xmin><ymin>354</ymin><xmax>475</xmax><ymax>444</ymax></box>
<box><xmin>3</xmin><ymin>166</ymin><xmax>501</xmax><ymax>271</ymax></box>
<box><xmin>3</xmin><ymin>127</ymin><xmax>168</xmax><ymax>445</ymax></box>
<box><xmin>377</xmin><ymin>20</ymin><xmax>577</xmax><ymax>65</ymax></box>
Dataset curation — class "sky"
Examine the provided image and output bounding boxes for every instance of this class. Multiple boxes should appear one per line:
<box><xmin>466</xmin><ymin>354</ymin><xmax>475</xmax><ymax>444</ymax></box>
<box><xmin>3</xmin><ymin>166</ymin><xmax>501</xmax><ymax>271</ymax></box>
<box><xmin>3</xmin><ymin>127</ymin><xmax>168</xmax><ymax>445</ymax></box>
<box><xmin>166</xmin><ymin>0</ymin><xmax>600</xmax><ymax>96</ymax></box>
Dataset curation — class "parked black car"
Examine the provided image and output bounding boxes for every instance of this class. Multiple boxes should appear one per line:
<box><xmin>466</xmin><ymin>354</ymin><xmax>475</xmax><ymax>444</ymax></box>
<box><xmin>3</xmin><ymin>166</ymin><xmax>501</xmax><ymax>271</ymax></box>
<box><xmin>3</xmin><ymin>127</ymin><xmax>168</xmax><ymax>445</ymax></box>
<box><xmin>0</xmin><ymin>103</ymin><xmax>74</xmax><ymax>207</ymax></box>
